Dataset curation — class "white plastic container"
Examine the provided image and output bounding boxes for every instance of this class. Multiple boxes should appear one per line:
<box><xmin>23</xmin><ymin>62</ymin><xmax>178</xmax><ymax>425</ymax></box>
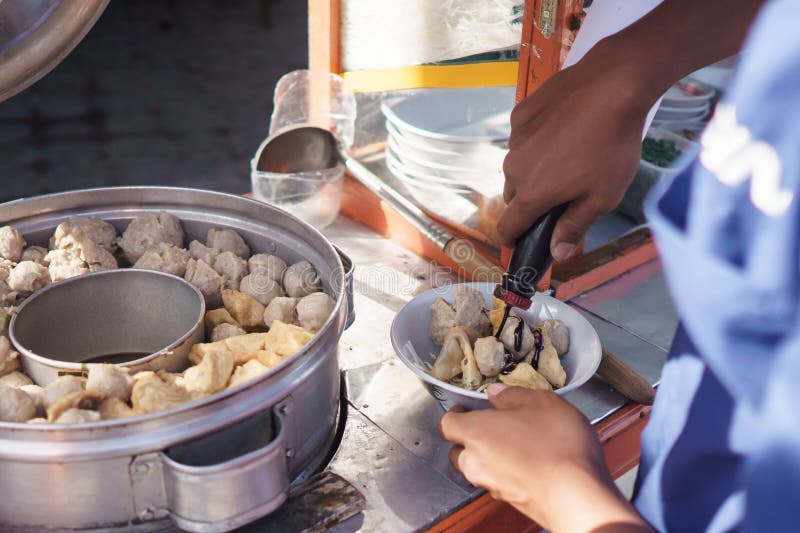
<box><xmin>618</xmin><ymin>127</ymin><xmax>698</xmax><ymax>221</ymax></box>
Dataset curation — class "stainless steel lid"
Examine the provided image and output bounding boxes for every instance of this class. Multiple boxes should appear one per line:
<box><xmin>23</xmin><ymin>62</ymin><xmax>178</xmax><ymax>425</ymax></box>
<box><xmin>0</xmin><ymin>0</ymin><xmax>109</xmax><ymax>102</ymax></box>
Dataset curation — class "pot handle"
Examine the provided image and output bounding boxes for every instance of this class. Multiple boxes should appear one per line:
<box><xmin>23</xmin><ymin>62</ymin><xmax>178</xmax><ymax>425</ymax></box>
<box><xmin>160</xmin><ymin>408</ymin><xmax>288</xmax><ymax>533</ymax></box>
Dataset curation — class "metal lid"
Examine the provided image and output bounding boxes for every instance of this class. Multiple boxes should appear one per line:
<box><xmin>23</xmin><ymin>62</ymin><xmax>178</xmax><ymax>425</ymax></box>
<box><xmin>0</xmin><ymin>0</ymin><xmax>109</xmax><ymax>102</ymax></box>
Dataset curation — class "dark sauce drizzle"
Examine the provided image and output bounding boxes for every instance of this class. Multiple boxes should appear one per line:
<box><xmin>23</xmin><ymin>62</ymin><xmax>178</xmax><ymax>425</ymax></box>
<box><xmin>531</xmin><ymin>329</ymin><xmax>544</xmax><ymax>370</ymax></box>
<box><xmin>513</xmin><ymin>319</ymin><xmax>525</xmax><ymax>352</ymax></box>
<box><xmin>494</xmin><ymin>305</ymin><xmax>512</xmax><ymax>340</ymax></box>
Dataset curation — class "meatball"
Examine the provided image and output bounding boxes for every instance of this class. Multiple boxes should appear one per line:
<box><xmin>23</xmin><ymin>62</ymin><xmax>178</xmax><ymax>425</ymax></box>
<box><xmin>188</xmin><ymin>240</ymin><xmax>218</xmax><ymax>265</ymax></box>
<box><xmin>210</xmin><ymin>323</ymin><xmax>247</xmax><ymax>342</ymax></box>
<box><xmin>283</xmin><ymin>261</ymin><xmax>320</xmax><ymax>298</ymax></box>
<box><xmin>50</xmin><ymin>220</ymin><xmax>118</xmax><ymax>272</ymax></box>
<box><xmin>240</xmin><ymin>272</ymin><xmax>283</xmax><ymax>306</ymax></box>
<box><xmin>263</xmin><ymin>296</ymin><xmax>297</xmax><ymax>328</ymax></box>
<box><xmin>0</xmin><ymin>386</ymin><xmax>36</xmax><ymax>422</ymax></box>
<box><xmin>453</xmin><ymin>285</ymin><xmax>492</xmax><ymax>337</ymax></box>
<box><xmin>473</xmin><ymin>336</ymin><xmax>506</xmax><ymax>377</ymax></box>
<box><xmin>248</xmin><ymin>254</ymin><xmax>287</xmax><ymax>283</ymax></box>
<box><xmin>51</xmin><ymin>216</ymin><xmax>117</xmax><ymax>254</ymax></box>
<box><xmin>538</xmin><ymin>319</ymin><xmax>570</xmax><ymax>357</ymax></box>
<box><xmin>206</xmin><ymin>228</ymin><xmax>250</xmax><ymax>258</ymax></box>
<box><xmin>134</xmin><ymin>242</ymin><xmax>190</xmax><ymax>277</ymax></box>
<box><xmin>86</xmin><ymin>364</ymin><xmax>133</xmax><ymax>402</ymax></box>
<box><xmin>118</xmin><ymin>212</ymin><xmax>184</xmax><ymax>264</ymax></box>
<box><xmin>0</xmin><ymin>226</ymin><xmax>25</xmax><ymax>262</ymax></box>
<box><xmin>0</xmin><ymin>371</ymin><xmax>33</xmax><ymax>389</ymax></box>
<box><xmin>42</xmin><ymin>375</ymin><xmax>84</xmax><ymax>410</ymax></box>
<box><xmin>19</xmin><ymin>384</ymin><xmax>44</xmax><ymax>415</ymax></box>
<box><xmin>213</xmin><ymin>251</ymin><xmax>249</xmax><ymax>290</ymax></box>
<box><xmin>185</xmin><ymin>258</ymin><xmax>224</xmax><ymax>308</ymax></box>
<box><xmin>54</xmin><ymin>408</ymin><xmax>101</xmax><ymax>424</ymax></box>
<box><xmin>0</xmin><ymin>337</ymin><xmax>20</xmax><ymax>377</ymax></box>
<box><xmin>296</xmin><ymin>292</ymin><xmax>335</xmax><ymax>331</ymax></box>
<box><xmin>45</xmin><ymin>248</ymin><xmax>88</xmax><ymax>282</ymax></box>
<box><xmin>0</xmin><ymin>281</ymin><xmax>16</xmax><ymax>306</ymax></box>
<box><xmin>498</xmin><ymin>315</ymin><xmax>535</xmax><ymax>360</ymax></box>
<box><xmin>8</xmin><ymin>261</ymin><xmax>50</xmax><ymax>295</ymax></box>
<box><xmin>21</xmin><ymin>246</ymin><xmax>48</xmax><ymax>264</ymax></box>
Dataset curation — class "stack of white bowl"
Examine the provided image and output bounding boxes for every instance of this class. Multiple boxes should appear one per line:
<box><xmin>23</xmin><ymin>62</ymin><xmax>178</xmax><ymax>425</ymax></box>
<box><xmin>381</xmin><ymin>87</ymin><xmax>512</xmax><ymax>222</ymax></box>
<box><xmin>652</xmin><ymin>76</ymin><xmax>716</xmax><ymax>129</ymax></box>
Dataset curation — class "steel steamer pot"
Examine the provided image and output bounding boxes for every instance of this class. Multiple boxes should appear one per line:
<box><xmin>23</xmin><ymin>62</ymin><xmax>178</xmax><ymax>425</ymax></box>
<box><xmin>0</xmin><ymin>187</ymin><xmax>347</xmax><ymax>532</ymax></box>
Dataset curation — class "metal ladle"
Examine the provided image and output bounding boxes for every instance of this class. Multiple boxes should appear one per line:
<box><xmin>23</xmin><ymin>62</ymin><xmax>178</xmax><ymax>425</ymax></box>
<box><xmin>255</xmin><ymin>126</ymin><xmax>503</xmax><ymax>281</ymax></box>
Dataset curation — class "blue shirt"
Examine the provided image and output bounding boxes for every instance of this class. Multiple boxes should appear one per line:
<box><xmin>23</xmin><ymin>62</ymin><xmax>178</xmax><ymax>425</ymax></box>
<box><xmin>636</xmin><ymin>2</ymin><xmax>800</xmax><ymax>531</ymax></box>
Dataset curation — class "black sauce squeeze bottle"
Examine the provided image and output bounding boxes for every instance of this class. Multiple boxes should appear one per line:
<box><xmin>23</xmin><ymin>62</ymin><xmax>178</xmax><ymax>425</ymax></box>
<box><xmin>493</xmin><ymin>204</ymin><xmax>568</xmax><ymax>314</ymax></box>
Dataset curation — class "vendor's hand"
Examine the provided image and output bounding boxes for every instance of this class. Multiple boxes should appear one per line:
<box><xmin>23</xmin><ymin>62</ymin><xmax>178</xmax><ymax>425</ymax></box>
<box><xmin>499</xmin><ymin>40</ymin><xmax>652</xmax><ymax>257</ymax></box>
<box><xmin>439</xmin><ymin>385</ymin><xmax>651</xmax><ymax>532</ymax></box>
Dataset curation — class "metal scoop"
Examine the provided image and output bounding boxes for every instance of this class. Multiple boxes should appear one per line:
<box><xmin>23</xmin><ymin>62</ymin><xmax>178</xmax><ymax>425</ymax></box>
<box><xmin>256</xmin><ymin>126</ymin><xmax>503</xmax><ymax>281</ymax></box>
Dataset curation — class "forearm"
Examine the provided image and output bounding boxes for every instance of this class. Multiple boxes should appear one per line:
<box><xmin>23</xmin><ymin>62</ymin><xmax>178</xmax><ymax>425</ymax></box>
<box><xmin>530</xmin><ymin>462</ymin><xmax>653</xmax><ymax>533</ymax></box>
<box><xmin>588</xmin><ymin>0</ymin><xmax>765</xmax><ymax>114</ymax></box>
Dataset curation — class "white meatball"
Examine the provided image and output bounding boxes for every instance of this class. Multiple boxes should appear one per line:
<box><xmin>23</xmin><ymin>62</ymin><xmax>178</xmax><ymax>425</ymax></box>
<box><xmin>454</xmin><ymin>285</ymin><xmax>492</xmax><ymax>337</ymax></box>
<box><xmin>50</xmin><ymin>220</ymin><xmax>118</xmax><ymax>273</ymax></box>
<box><xmin>283</xmin><ymin>261</ymin><xmax>320</xmax><ymax>298</ymax></box>
<box><xmin>0</xmin><ymin>261</ymin><xmax>13</xmax><ymax>282</ymax></box>
<box><xmin>54</xmin><ymin>408</ymin><xmax>101</xmax><ymax>424</ymax></box>
<box><xmin>0</xmin><ymin>386</ymin><xmax>36</xmax><ymax>422</ymax></box>
<box><xmin>0</xmin><ymin>281</ymin><xmax>16</xmax><ymax>306</ymax></box>
<box><xmin>19</xmin><ymin>384</ymin><xmax>44</xmax><ymax>415</ymax></box>
<box><xmin>498</xmin><ymin>315</ymin><xmax>536</xmax><ymax>360</ymax></box>
<box><xmin>21</xmin><ymin>246</ymin><xmax>48</xmax><ymax>264</ymax></box>
<box><xmin>51</xmin><ymin>216</ymin><xmax>117</xmax><ymax>254</ymax></box>
<box><xmin>8</xmin><ymin>261</ymin><xmax>50</xmax><ymax>295</ymax></box>
<box><xmin>296</xmin><ymin>292</ymin><xmax>335</xmax><ymax>331</ymax></box>
<box><xmin>118</xmin><ymin>212</ymin><xmax>184</xmax><ymax>264</ymax></box>
<box><xmin>539</xmin><ymin>319</ymin><xmax>570</xmax><ymax>357</ymax></box>
<box><xmin>42</xmin><ymin>375</ymin><xmax>84</xmax><ymax>410</ymax></box>
<box><xmin>188</xmin><ymin>240</ymin><xmax>218</xmax><ymax>265</ymax></box>
<box><xmin>184</xmin><ymin>258</ymin><xmax>224</xmax><ymax>308</ymax></box>
<box><xmin>240</xmin><ymin>272</ymin><xmax>283</xmax><ymax>306</ymax></box>
<box><xmin>206</xmin><ymin>228</ymin><xmax>250</xmax><ymax>258</ymax></box>
<box><xmin>248</xmin><ymin>254</ymin><xmax>287</xmax><ymax>283</ymax></box>
<box><xmin>45</xmin><ymin>248</ymin><xmax>88</xmax><ymax>282</ymax></box>
<box><xmin>210</xmin><ymin>323</ymin><xmax>247</xmax><ymax>342</ymax></box>
<box><xmin>263</xmin><ymin>297</ymin><xmax>297</xmax><ymax>328</ymax></box>
<box><xmin>473</xmin><ymin>336</ymin><xmax>506</xmax><ymax>377</ymax></box>
<box><xmin>0</xmin><ymin>226</ymin><xmax>25</xmax><ymax>262</ymax></box>
<box><xmin>0</xmin><ymin>337</ymin><xmax>19</xmax><ymax>377</ymax></box>
<box><xmin>86</xmin><ymin>364</ymin><xmax>133</xmax><ymax>402</ymax></box>
<box><xmin>0</xmin><ymin>371</ymin><xmax>33</xmax><ymax>389</ymax></box>
<box><xmin>133</xmin><ymin>243</ymin><xmax>190</xmax><ymax>277</ymax></box>
<box><xmin>213</xmin><ymin>251</ymin><xmax>249</xmax><ymax>290</ymax></box>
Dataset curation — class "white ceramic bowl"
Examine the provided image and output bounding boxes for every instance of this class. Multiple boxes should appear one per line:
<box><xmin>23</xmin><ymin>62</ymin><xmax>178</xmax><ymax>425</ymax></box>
<box><xmin>390</xmin><ymin>283</ymin><xmax>602</xmax><ymax>411</ymax></box>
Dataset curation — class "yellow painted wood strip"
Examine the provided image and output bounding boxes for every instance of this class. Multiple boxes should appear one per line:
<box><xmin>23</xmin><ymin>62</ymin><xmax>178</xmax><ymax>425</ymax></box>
<box><xmin>342</xmin><ymin>62</ymin><xmax>519</xmax><ymax>93</ymax></box>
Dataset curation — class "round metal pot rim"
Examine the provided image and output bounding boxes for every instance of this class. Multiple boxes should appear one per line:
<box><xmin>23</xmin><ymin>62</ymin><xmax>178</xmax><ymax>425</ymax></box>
<box><xmin>0</xmin><ymin>186</ymin><xmax>347</xmax><ymax>442</ymax></box>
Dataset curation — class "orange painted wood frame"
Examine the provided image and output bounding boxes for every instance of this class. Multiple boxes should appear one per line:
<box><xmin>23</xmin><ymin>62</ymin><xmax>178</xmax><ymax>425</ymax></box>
<box><xmin>428</xmin><ymin>403</ymin><xmax>652</xmax><ymax>533</ymax></box>
<box><xmin>552</xmin><ymin>228</ymin><xmax>659</xmax><ymax>300</ymax></box>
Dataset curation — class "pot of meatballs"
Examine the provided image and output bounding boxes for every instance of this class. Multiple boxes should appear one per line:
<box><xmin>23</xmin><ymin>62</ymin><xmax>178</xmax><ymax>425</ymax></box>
<box><xmin>0</xmin><ymin>187</ymin><xmax>349</xmax><ymax>532</ymax></box>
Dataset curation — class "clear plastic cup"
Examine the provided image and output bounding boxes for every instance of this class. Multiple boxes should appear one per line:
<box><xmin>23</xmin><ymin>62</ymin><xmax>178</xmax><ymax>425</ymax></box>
<box><xmin>251</xmin><ymin>163</ymin><xmax>344</xmax><ymax>229</ymax></box>
<box><xmin>269</xmin><ymin>70</ymin><xmax>357</xmax><ymax>149</ymax></box>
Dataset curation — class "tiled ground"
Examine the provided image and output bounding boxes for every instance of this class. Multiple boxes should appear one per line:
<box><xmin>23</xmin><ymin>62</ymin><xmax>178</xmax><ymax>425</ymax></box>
<box><xmin>0</xmin><ymin>0</ymin><xmax>307</xmax><ymax>202</ymax></box>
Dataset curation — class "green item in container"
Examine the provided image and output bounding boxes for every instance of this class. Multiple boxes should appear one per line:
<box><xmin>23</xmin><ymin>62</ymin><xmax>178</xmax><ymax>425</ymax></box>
<box><xmin>641</xmin><ymin>138</ymin><xmax>682</xmax><ymax>167</ymax></box>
